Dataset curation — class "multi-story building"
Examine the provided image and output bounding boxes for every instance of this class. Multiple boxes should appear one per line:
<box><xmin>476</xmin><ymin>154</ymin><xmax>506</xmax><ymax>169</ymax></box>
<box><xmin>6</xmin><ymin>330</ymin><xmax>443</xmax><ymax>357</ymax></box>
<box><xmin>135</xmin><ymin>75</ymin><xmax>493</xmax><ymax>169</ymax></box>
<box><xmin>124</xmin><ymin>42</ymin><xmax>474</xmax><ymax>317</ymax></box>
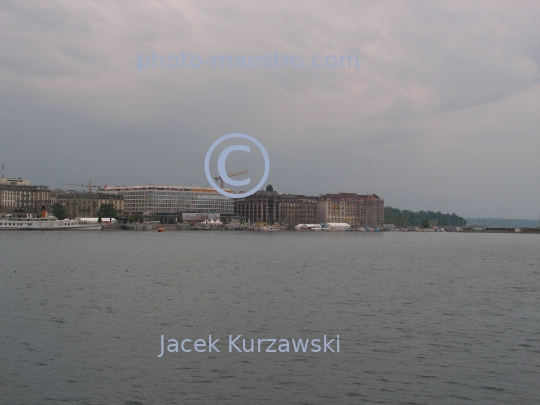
<box><xmin>318</xmin><ymin>193</ymin><xmax>384</xmax><ymax>227</ymax></box>
<box><xmin>57</xmin><ymin>192</ymin><xmax>124</xmax><ymax>219</ymax></box>
<box><xmin>235</xmin><ymin>191</ymin><xmax>384</xmax><ymax>227</ymax></box>
<box><xmin>278</xmin><ymin>194</ymin><xmax>320</xmax><ymax>228</ymax></box>
<box><xmin>0</xmin><ymin>184</ymin><xmax>51</xmax><ymax>215</ymax></box>
<box><xmin>101</xmin><ymin>185</ymin><xmax>234</xmax><ymax>217</ymax></box>
<box><xmin>50</xmin><ymin>190</ymin><xmax>60</xmax><ymax>206</ymax></box>
<box><xmin>363</xmin><ymin>194</ymin><xmax>385</xmax><ymax>227</ymax></box>
<box><xmin>0</xmin><ymin>177</ymin><xmax>31</xmax><ymax>186</ymax></box>
<box><xmin>234</xmin><ymin>191</ymin><xmax>280</xmax><ymax>225</ymax></box>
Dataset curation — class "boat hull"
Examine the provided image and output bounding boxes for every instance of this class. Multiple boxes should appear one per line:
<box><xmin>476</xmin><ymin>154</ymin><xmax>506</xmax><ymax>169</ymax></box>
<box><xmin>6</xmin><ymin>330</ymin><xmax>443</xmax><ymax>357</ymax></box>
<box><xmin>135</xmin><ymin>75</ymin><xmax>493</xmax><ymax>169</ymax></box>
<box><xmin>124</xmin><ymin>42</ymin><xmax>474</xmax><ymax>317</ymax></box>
<box><xmin>0</xmin><ymin>219</ymin><xmax>103</xmax><ymax>231</ymax></box>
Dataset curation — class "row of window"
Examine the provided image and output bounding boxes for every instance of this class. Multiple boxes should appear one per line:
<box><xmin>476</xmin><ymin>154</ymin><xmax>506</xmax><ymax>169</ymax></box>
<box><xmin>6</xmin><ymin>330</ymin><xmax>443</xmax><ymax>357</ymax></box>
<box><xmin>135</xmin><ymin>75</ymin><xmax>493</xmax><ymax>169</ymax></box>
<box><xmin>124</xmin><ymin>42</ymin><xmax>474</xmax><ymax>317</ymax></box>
<box><xmin>0</xmin><ymin>202</ymin><xmax>39</xmax><ymax>207</ymax></box>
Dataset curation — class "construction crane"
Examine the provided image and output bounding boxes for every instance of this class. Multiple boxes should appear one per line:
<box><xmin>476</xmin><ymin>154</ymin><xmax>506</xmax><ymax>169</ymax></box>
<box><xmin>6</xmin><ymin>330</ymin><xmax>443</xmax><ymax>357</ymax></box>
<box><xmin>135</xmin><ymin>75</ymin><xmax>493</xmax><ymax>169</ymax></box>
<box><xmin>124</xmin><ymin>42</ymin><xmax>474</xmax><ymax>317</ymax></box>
<box><xmin>59</xmin><ymin>181</ymin><xmax>102</xmax><ymax>193</ymax></box>
<box><xmin>214</xmin><ymin>170</ymin><xmax>248</xmax><ymax>189</ymax></box>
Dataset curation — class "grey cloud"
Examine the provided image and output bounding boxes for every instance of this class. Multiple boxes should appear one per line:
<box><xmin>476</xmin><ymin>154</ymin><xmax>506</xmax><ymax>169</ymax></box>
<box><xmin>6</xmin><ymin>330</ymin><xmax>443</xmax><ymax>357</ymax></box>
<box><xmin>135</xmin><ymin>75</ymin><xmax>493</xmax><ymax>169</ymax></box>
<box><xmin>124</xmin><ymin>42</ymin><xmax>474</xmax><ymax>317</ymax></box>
<box><xmin>0</xmin><ymin>0</ymin><xmax>538</xmax><ymax>218</ymax></box>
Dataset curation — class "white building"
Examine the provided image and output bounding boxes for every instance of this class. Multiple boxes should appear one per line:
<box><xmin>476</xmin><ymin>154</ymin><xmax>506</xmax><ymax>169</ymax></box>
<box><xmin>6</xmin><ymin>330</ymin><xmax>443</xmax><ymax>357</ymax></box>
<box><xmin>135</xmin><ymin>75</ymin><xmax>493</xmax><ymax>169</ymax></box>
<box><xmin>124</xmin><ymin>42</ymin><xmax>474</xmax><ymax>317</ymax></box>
<box><xmin>101</xmin><ymin>185</ymin><xmax>234</xmax><ymax>215</ymax></box>
<box><xmin>0</xmin><ymin>177</ymin><xmax>31</xmax><ymax>186</ymax></box>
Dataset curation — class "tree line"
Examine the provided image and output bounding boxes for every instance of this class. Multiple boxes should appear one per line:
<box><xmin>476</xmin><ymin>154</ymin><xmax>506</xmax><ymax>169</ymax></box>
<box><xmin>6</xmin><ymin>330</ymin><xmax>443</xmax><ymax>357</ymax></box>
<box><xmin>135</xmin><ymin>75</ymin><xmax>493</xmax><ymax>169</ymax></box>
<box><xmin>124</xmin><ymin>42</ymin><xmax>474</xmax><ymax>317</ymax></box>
<box><xmin>52</xmin><ymin>203</ymin><xmax>123</xmax><ymax>222</ymax></box>
<box><xmin>384</xmin><ymin>206</ymin><xmax>467</xmax><ymax>227</ymax></box>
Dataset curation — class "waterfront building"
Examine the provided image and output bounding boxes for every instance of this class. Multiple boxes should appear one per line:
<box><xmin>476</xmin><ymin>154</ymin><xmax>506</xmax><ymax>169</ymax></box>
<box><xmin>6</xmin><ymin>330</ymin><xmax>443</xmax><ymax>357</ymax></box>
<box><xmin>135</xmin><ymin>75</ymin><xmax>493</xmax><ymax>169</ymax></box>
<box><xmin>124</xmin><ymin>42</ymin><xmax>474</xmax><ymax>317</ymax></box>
<box><xmin>0</xmin><ymin>183</ymin><xmax>51</xmax><ymax>215</ymax></box>
<box><xmin>278</xmin><ymin>194</ymin><xmax>320</xmax><ymax>228</ymax></box>
<box><xmin>363</xmin><ymin>194</ymin><xmax>385</xmax><ymax>227</ymax></box>
<box><xmin>101</xmin><ymin>185</ymin><xmax>234</xmax><ymax>217</ymax></box>
<box><xmin>236</xmin><ymin>191</ymin><xmax>384</xmax><ymax>227</ymax></box>
<box><xmin>234</xmin><ymin>191</ymin><xmax>279</xmax><ymax>225</ymax></box>
<box><xmin>318</xmin><ymin>193</ymin><xmax>384</xmax><ymax>227</ymax></box>
<box><xmin>0</xmin><ymin>177</ymin><xmax>31</xmax><ymax>186</ymax></box>
<box><xmin>57</xmin><ymin>192</ymin><xmax>124</xmax><ymax>219</ymax></box>
<box><xmin>50</xmin><ymin>190</ymin><xmax>60</xmax><ymax>206</ymax></box>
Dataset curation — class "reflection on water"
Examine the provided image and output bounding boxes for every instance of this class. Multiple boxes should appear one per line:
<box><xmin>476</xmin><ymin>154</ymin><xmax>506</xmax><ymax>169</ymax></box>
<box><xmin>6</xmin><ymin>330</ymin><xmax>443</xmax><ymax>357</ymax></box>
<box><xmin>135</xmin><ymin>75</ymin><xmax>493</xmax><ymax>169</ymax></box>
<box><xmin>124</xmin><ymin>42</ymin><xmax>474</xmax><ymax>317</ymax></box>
<box><xmin>0</xmin><ymin>231</ymin><xmax>538</xmax><ymax>404</ymax></box>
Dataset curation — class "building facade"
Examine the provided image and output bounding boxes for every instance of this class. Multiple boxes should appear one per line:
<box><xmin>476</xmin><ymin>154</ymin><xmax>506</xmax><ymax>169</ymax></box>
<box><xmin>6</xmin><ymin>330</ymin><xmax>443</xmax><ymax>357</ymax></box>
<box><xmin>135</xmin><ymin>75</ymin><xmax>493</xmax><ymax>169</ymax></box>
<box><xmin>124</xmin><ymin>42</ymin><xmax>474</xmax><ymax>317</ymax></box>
<box><xmin>0</xmin><ymin>184</ymin><xmax>51</xmax><ymax>215</ymax></box>
<box><xmin>318</xmin><ymin>193</ymin><xmax>384</xmax><ymax>227</ymax></box>
<box><xmin>101</xmin><ymin>185</ymin><xmax>234</xmax><ymax>216</ymax></box>
<box><xmin>0</xmin><ymin>178</ymin><xmax>31</xmax><ymax>186</ymax></box>
<box><xmin>363</xmin><ymin>194</ymin><xmax>385</xmax><ymax>227</ymax></box>
<box><xmin>235</xmin><ymin>191</ymin><xmax>385</xmax><ymax>227</ymax></box>
<box><xmin>57</xmin><ymin>192</ymin><xmax>124</xmax><ymax>219</ymax></box>
<box><xmin>234</xmin><ymin>191</ymin><xmax>280</xmax><ymax>225</ymax></box>
<box><xmin>278</xmin><ymin>194</ymin><xmax>320</xmax><ymax>228</ymax></box>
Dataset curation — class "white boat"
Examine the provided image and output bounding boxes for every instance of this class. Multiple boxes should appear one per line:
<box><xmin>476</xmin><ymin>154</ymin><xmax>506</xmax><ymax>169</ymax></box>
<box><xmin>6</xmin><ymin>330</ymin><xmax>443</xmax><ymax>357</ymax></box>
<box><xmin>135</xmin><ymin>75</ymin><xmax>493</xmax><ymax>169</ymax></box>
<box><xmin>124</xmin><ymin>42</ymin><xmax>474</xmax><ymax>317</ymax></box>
<box><xmin>295</xmin><ymin>224</ymin><xmax>323</xmax><ymax>231</ymax></box>
<box><xmin>258</xmin><ymin>225</ymin><xmax>280</xmax><ymax>231</ymax></box>
<box><xmin>0</xmin><ymin>217</ymin><xmax>102</xmax><ymax>231</ymax></box>
<box><xmin>324</xmin><ymin>223</ymin><xmax>352</xmax><ymax>231</ymax></box>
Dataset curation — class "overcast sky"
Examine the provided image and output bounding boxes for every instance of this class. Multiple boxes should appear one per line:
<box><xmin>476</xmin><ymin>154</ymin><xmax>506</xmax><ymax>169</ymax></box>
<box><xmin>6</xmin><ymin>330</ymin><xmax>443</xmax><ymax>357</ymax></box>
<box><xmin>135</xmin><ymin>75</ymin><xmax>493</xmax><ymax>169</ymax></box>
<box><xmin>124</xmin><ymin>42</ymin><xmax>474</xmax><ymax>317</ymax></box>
<box><xmin>1</xmin><ymin>1</ymin><xmax>538</xmax><ymax>218</ymax></box>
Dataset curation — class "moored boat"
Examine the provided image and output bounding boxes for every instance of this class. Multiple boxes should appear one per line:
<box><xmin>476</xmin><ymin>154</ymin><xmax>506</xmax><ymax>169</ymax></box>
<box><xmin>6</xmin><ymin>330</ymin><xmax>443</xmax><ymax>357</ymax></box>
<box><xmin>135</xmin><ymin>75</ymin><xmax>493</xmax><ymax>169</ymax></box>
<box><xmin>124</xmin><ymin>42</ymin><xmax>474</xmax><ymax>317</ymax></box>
<box><xmin>258</xmin><ymin>224</ymin><xmax>281</xmax><ymax>231</ymax></box>
<box><xmin>0</xmin><ymin>216</ymin><xmax>102</xmax><ymax>231</ymax></box>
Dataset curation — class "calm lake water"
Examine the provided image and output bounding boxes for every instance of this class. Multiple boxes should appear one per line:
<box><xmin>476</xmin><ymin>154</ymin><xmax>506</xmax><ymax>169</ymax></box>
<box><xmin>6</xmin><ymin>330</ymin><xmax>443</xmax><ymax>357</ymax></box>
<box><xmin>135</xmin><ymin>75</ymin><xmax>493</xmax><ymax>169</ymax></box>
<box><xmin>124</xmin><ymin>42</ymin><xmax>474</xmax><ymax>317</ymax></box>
<box><xmin>0</xmin><ymin>231</ymin><xmax>538</xmax><ymax>404</ymax></box>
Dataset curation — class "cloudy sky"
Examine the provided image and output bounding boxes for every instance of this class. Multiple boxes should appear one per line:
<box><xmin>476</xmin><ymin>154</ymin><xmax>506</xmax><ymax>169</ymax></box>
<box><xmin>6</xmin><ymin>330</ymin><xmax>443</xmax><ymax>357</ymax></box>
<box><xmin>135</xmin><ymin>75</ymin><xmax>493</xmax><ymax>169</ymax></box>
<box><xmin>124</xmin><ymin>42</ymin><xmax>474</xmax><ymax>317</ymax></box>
<box><xmin>1</xmin><ymin>1</ymin><xmax>538</xmax><ymax>218</ymax></box>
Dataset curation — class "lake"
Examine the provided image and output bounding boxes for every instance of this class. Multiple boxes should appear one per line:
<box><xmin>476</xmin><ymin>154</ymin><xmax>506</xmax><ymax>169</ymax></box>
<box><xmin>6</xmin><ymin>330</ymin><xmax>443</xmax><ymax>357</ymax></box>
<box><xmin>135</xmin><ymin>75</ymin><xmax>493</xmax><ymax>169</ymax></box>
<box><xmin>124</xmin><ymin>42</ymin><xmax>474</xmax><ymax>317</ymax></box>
<box><xmin>0</xmin><ymin>231</ymin><xmax>538</xmax><ymax>404</ymax></box>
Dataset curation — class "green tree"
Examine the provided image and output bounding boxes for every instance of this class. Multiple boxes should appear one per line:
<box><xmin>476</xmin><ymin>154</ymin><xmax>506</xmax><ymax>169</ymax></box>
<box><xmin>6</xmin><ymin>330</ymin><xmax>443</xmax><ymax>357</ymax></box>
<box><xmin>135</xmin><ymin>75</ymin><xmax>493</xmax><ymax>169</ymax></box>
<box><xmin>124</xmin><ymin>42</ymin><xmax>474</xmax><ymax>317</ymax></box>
<box><xmin>97</xmin><ymin>203</ymin><xmax>118</xmax><ymax>221</ymax></box>
<box><xmin>266</xmin><ymin>184</ymin><xmax>274</xmax><ymax>192</ymax></box>
<box><xmin>422</xmin><ymin>220</ymin><xmax>429</xmax><ymax>228</ymax></box>
<box><xmin>384</xmin><ymin>206</ymin><xmax>466</xmax><ymax>227</ymax></box>
<box><xmin>51</xmin><ymin>203</ymin><xmax>67</xmax><ymax>220</ymax></box>
<box><xmin>410</xmin><ymin>218</ymin><xmax>421</xmax><ymax>226</ymax></box>
<box><xmin>128</xmin><ymin>214</ymin><xmax>142</xmax><ymax>223</ymax></box>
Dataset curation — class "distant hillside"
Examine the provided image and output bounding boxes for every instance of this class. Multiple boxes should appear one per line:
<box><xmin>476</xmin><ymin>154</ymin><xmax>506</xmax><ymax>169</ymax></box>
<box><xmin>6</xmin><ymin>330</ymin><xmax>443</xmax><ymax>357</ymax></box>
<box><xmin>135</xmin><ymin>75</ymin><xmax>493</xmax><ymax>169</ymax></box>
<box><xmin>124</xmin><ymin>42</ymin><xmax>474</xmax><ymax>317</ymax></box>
<box><xmin>466</xmin><ymin>218</ymin><xmax>539</xmax><ymax>228</ymax></box>
<box><xmin>385</xmin><ymin>206</ymin><xmax>467</xmax><ymax>227</ymax></box>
